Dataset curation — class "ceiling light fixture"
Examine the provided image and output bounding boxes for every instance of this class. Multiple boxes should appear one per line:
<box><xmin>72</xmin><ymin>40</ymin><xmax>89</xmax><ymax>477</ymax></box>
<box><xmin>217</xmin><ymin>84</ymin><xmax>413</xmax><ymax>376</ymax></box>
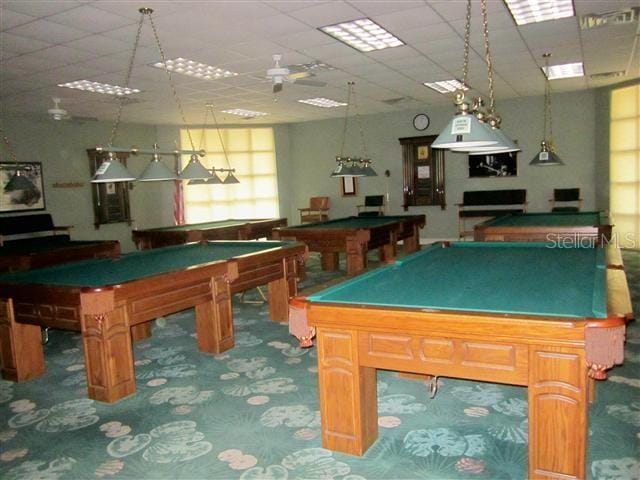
<box><xmin>319</xmin><ymin>18</ymin><xmax>404</xmax><ymax>52</ymax></box>
<box><xmin>331</xmin><ymin>81</ymin><xmax>377</xmax><ymax>178</ymax></box>
<box><xmin>152</xmin><ymin>58</ymin><xmax>238</xmax><ymax>80</ymax></box>
<box><xmin>542</xmin><ymin>61</ymin><xmax>584</xmax><ymax>80</ymax></box>
<box><xmin>58</xmin><ymin>80</ymin><xmax>141</xmax><ymax>96</ymax></box>
<box><xmin>530</xmin><ymin>53</ymin><xmax>564</xmax><ymax>166</ymax></box>
<box><xmin>432</xmin><ymin>0</ymin><xmax>508</xmax><ymax>152</ymax></box>
<box><xmin>503</xmin><ymin>0</ymin><xmax>575</xmax><ymax>26</ymax></box>
<box><xmin>298</xmin><ymin>98</ymin><xmax>348</xmax><ymax>108</ymax></box>
<box><xmin>423</xmin><ymin>79</ymin><xmax>469</xmax><ymax>94</ymax></box>
<box><xmin>221</xmin><ymin>108</ymin><xmax>268</xmax><ymax>118</ymax></box>
<box><xmin>91</xmin><ymin>7</ymin><xmax>208</xmax><ymax>183</ymax></box>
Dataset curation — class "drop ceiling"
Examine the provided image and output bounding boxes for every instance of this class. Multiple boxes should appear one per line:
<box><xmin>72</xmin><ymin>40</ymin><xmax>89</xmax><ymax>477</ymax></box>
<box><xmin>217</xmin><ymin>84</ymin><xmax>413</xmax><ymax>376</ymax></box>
<box><xmin>1</xmin><ymin>1</ymin><xmax>638</xmax><ymax>126</ymax></box>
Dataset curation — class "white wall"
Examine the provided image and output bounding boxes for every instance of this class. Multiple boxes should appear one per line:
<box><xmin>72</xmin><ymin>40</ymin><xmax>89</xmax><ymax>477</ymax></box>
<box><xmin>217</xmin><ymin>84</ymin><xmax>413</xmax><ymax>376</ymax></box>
<box><xmin>287</xmin><ymin>89</ymin><xmax>599</xmax><ymax>240</ymax></box>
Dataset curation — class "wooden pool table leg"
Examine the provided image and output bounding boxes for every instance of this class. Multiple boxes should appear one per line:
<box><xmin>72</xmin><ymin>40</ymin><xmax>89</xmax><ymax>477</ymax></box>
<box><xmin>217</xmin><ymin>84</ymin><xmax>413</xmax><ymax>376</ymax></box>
<box><xmin>320</xmin><ymin>252</ymin><xmax>339</xmax><ymax>271</ymax></box>
<box><xmin>131</xmin><ymin>322</ymin><xmax>152</xmax><ymax>341</ymax></box>
<box><xmin>403</xmin><ymin>227</ymin><xmax>420</xmax><ymax>253</ymax></box>
<box><xmin>267</xmin><ymin>256</ymin><xmax>299</xmax><ymax>322</ymax></box>
<box><xmin>316</xmin><ymin>327</ymin><xmax>378</xmax><ymax>455</ymax></box>
<box><xmin>0</xmin><ymin>298</ymin><xmax>45</xmax><ymax>382</ymax></box>
<box><xmin>528</xmin><ymin>345</ymin><xmax>588</xmax><ymax>479</ymax></box>
<box><xmin>80</xmin><ymin>292</ymin><xmax>136</xmax><ymax>403</ymax></box>
<box><xmin>196</xmin><ymin>276</ymin><xmax>235</xmax><ymax>354</ymax></box>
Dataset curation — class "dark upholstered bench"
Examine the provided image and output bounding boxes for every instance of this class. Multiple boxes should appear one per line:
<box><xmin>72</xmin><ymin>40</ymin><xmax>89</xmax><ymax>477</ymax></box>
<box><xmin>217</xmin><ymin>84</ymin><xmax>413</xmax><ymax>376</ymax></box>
<box><xmin>0</xmin><ymin>213</ymin><xmax>119</xmax><ymax>272</ymax></box>
<box><xmin>457</xmin><ymin>189</ymin><xmax>527</xmax><ymax>239</ymax></box>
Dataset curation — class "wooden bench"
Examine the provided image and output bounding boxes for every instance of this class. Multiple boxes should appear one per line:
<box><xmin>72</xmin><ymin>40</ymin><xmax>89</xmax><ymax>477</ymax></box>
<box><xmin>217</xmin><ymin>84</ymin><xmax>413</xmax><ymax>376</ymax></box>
<box><xmin>0</xmin><ymin>213</ymin><xmax>120</xmax><ymax>272</ymax></box>
<box><xmin>457</xmin><ymin>189</ymin><xmax>527</xmax><ymax>239</ymax></box>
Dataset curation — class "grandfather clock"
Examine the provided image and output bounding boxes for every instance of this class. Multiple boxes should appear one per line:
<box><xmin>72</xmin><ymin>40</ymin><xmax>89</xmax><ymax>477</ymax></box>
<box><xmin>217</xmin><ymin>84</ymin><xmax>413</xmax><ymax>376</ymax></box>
<box><xmin>87</xmin><ymin>149</ymin><xmax>132</xmax><ymax>229</ymax></box>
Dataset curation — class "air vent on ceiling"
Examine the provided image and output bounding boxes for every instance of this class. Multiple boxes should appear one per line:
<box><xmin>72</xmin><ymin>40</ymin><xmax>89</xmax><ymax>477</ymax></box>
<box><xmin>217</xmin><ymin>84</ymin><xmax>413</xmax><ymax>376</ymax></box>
<box><xmin>580</xmin><ymin>7</ymin><xmax>639</xmax><ymax>30</ymax></box>
<box><xmin>590</xmin><ymin>70</ymin><xmax>627</xmax><ymax>80</ymax></box>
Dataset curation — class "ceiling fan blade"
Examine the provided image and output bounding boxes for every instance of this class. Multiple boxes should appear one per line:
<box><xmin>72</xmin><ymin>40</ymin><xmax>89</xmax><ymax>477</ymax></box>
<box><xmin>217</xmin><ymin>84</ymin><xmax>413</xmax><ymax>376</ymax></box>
<box><xmin>293</xmin><ymin>79</ymin><xmax>327</xmax><ymax>87</ymax></box>
<box><xmin>273</xmin><ymin>82</ymin><xmax>283</xmax><ymax>94</ymax></box>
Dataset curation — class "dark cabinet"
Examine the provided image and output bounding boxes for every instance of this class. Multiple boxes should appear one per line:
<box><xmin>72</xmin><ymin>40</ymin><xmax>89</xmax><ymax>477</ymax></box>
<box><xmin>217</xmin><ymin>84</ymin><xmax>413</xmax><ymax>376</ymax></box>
<box><xmin>87</xmin><ymin>149</ymin><xmax>132</xmax><ymax>229</ymax></box>
<box><xmin>399</xmin><ymin>135</ymin><xmax>445</xmax><ymax>210</ymax></box>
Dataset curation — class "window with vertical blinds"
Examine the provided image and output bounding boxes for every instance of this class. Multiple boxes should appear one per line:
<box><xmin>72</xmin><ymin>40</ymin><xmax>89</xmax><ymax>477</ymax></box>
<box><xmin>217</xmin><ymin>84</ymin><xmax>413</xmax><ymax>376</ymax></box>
<box><xmin>180</xmin><ymin>127</ymin><xmax>279</xmax><ymax>222</ymax></box>
<box><xmin>610</xmin><ymin>84</ymin><xmax>640</xmax><ymax>248</ymax></box>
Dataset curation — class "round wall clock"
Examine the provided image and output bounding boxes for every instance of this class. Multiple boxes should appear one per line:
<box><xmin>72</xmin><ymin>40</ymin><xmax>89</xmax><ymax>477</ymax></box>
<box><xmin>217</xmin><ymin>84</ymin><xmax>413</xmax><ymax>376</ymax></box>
<box><xmin>413</xmin><ymin>113</ymin><xmax>430</xmax><ymax>131</ymax></box>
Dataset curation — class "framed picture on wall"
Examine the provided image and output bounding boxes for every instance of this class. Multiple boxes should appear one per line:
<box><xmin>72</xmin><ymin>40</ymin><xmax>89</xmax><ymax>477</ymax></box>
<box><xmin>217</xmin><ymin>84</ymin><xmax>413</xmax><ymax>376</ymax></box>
<box><xmin>340</xmin><ymin>176</ymin><xmax>358</xmax><ymax>196</ymax></box>
<box><xmin>469</xmin><ymin>152</ymin><xmax>518</xmax><ymax>178</ymax></box>
<box><xmin>0</xmin><ymin>162</ymin><xmax>46</xmax><ymax>212</ymax></box>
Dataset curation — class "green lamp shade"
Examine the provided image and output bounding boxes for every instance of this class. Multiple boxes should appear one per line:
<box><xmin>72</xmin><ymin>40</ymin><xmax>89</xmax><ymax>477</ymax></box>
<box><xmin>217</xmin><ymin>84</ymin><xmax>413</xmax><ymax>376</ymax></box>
<box><xmin>137</xmin><ymin>155</ymin><xmax>178</xmax><ymax>181</ymax></box>
<box><xmin>207</xmin><ymin>172</ymin><xmax>224</xmax><ymax>184</ymax></box>
<box><xmin>179</xmin><ymin>154</ymin><xmax>212</xmax><ymax>180</ymax></box>
<box><xmin>91</xmin><ymin>158</ymin><xmax>136</xmax><ymax>183</ymax></box>
<box><xmin>222</xmin><ymin>171</ymin><xmax>240</xmax><ymax>184</ymax></box>
<box><xmin>455</xmin><ymin>128</ymin><xmax>521</xmax><ymax>154</ymax></box>
<box><xmin>530</xmin><ymin>141</ymin><xmax>564</xmax><ymax>166</ymax></box>
<box><xmin>432</xmin><ymin>114</ymin><xmax>500</xmax><ymax>149</ymax></box>
<box><xmin>360</xmin><ymin>161</ymin><xmax>378</xmax><ymax>177</ymax></box>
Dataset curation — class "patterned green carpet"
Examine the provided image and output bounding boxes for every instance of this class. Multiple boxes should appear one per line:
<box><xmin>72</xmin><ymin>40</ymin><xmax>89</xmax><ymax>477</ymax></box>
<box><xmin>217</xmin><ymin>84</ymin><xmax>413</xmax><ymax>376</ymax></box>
<box><xmin>0</xmin><ymin>250</ymin><xmax>638</xmax><ymax>479</ymax></box>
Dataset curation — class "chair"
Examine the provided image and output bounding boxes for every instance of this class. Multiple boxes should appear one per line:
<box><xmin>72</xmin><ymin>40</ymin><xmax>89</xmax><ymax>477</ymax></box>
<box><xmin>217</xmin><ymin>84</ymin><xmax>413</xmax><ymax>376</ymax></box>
<box><xmin>299</xmin><ymin>196</ymin><xmax>330</xmax><ymax>223</ymax></box>
<box><xmin>550</xmin><ymin>188</ymin><xmax>582</xmax><ymax>212</ymax></box>
<box><xmin>357</xmin><ymin>195</ymin><xmax>385</xmax><ymax>217</ymax></box>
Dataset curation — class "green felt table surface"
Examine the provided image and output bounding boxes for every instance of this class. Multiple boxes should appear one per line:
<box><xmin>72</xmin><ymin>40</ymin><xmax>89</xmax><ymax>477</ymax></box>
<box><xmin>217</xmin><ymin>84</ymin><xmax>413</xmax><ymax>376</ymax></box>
<box><xmin>290</xmin><ymin>215</ymin><xmax>416</xmax><ymax>229</ymax></box>
<box><xmin>308</xmin><ymin>242</ymin><xmax>608</xmax><ymax>319</ymax></box>
<box><xmin>0</xmin><ymin>241</ymin><xmax>293</xmax><ymax>288</ymax></box>
<box><xmin>480</xmin><ymin>211</ymin><xmax>608</xmax><ymax>227</ymax></box>
<box><xmin>142</xmin><ymin>219</ymin><xmax>271</xmax><ymax>232</ymax></box>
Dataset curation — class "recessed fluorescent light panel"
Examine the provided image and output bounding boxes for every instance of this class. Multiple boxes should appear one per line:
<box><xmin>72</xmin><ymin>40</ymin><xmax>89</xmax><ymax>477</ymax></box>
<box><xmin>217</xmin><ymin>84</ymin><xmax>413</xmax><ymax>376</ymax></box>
<box><xmin>504</xmin><ymin>0</ymin><xmax>575</xmax><ymax>26</ymax></box>
<box><xmin>298</xmin><ymin>98</ymin><xmax>347</xmax><ymax>108</ymax></box>
<box><xmin>423</xmin><ymin>79</ymin><xmax>469</xmax><ymax>94</ymax></box>
<box><xmin>319</xmin><ymin>18</ymin><xmax>404</xmax><ymax>52</ymax></box>
<box><xmin>153</xmin><ymin>58</ymin><xmax>238</xmax><ymax>80</ymax></box>
<box><xmin>221</xmin><ymin>108</ymin><xmax>268</xmax><ymax>117</ymax></box>
<box><xmin>543</xmin><ymin>62</ymin><xmax>584</xmax><ymax>79</ymax></box>
<box><xmin>58</xmin><ymin>80</ymin><xmax>140</xmax><ymax>96</ymax></box>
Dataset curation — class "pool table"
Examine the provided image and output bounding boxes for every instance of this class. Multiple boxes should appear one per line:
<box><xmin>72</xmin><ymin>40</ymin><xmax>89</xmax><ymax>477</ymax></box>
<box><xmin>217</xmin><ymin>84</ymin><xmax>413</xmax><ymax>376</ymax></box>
<box><xmin>0</xmin><ymin>240</ymin><xmax>306</xmax><ymax>402</ymax></box>
<box><xmin>0</xmin><ymin>238</ymin><xmax>121</xmax><ymax>273</ymax></box>
<box><xmin>474</xmin><ymin>211</ymin><xmax>612</xmax><ymax>245</ymax></box>
<box><xmin>272</xmin><ymin>215</ymin><xmax>426</xmax><ymax>276</ymax></box>
<box><xmin>306</xmin><ymin>242</ymin><xmax>631</xmax><ymax>480</ymax></box>
<box><xmin>132</xmin><ymin>218</ymin><xmax>288</xmax><ymax>249</ymax></box>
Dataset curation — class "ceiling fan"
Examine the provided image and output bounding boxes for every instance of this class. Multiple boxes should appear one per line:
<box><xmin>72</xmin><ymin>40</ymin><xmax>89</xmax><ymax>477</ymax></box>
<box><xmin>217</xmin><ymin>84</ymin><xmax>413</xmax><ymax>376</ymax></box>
<box><xmin>47</xmin><ymin>97</ymin><xmax>98</xmax><ymax>123</ymax></box>
<box><xmin>266</xmin><ymin>54</ymin><xmax>328</xmax><ymax>93</ymax></box>
<box><xmin>48</xmin><ymin>97</ymin><xmax>70</xmax><ymax>120</ymax></box>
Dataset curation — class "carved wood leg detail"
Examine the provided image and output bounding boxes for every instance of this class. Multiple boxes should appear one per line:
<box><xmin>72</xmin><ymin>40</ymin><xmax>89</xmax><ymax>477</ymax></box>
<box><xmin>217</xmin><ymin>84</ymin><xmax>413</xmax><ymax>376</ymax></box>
<box><xmin>320</xmin><ymin>252</ymin><xmax>339</xmax><ymax>271</ymax></box>
<box><xmin>528</xmin><ymin>345</ymin><xmax>588</xmax><ymax>480</ymax></box>
<box><xmin>316</xmin><ymin>327</ymin><xmax>378</xmax><ymax>455</ymax></box>
<box><xmin>80</xmin><ymin>293</ymin><xmax>135</xmax><ymax>403</ymax></box>
<box><xmin>0</xmin><ymin>298</ymin><xmax>45</xmax><ymax>382</ymax></box>
<box><xmin>196</xmin><ymin>276</ymin><xmax>234</xmax><ymax>354</ymax></box>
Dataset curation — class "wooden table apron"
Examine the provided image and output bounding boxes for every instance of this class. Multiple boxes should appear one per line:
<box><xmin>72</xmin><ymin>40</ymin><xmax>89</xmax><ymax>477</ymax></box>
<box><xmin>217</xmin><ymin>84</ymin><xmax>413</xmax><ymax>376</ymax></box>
<box><xmin>273</xmin><ymin>216</ymin><xmax>425</xmax><ymax>276</ymax></box>
<box><xmin>307</xmin><ymin>278</ymin><xmax>628</xmax><ymax>480</ymax></box>
<box><xmin>0</xmin><ymin>242</ymin><xmax>306</xmax><ymax>403</ymax></box>
<box><xmin>0</xmin><ymin>240</ymin><xmax>121</xmax><ymax>273</ymax></box>
<box><xmin>132</xmin><ymin>218</ymin><xmax>288</xmax><ymax>249</ymax></box>
<box><xmin>473</xmin><ymin>213</ymin><xmax>613</xmax><ymax>245</ymax></box>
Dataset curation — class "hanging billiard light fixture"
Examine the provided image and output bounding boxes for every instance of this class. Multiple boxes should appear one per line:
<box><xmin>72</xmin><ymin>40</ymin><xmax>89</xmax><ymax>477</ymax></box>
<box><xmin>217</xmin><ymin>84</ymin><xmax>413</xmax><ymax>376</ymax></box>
<box><xmin>91</xmin><ymin>7</ymin><xmax>209</xmax><ymax>183</ymax></box>
<box><xmin>331</xmin><ymin>81</ymin><xmax>377</xmax><ymax>178</ymax></box>
<box><xmin>530</xmin><ymin>53</ymin><xmax>565</xmax><ymax>166</ymax></box>
<box><xmin>431</xmin><ymin>0</ymin><xmax>501</xmax><ymax>151</ymax></box>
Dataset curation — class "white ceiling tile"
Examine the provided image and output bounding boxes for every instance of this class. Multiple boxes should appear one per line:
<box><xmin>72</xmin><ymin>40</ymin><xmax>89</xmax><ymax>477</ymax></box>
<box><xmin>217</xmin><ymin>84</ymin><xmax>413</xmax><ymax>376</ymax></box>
<box><xmin>0</xmin><ymin>32</ymin><xmax>54</xmax><ymax>54</ymax></box>
<box><xmin>287</xmin><ymin>2</ymin><xmax>364</xmax><ymax>26</ymax></box>
<box><xmin>7</xmin><ymin>19</ymin><xmax>90</xmax><ymax>44</ymax></box>
<box><xmin>0</xmin><ymin>9</ymin><xmax>37</xmax><ymax>30</ymax></box>
<box><xmin>47</xmin><ymin>5</ymin><xmax>134</xmax><ymax>33</ymax></box>
<box><xmin>2</xmin><ymin>1</ymin><xmax>82</xmax><ymax>17</ymax></box>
